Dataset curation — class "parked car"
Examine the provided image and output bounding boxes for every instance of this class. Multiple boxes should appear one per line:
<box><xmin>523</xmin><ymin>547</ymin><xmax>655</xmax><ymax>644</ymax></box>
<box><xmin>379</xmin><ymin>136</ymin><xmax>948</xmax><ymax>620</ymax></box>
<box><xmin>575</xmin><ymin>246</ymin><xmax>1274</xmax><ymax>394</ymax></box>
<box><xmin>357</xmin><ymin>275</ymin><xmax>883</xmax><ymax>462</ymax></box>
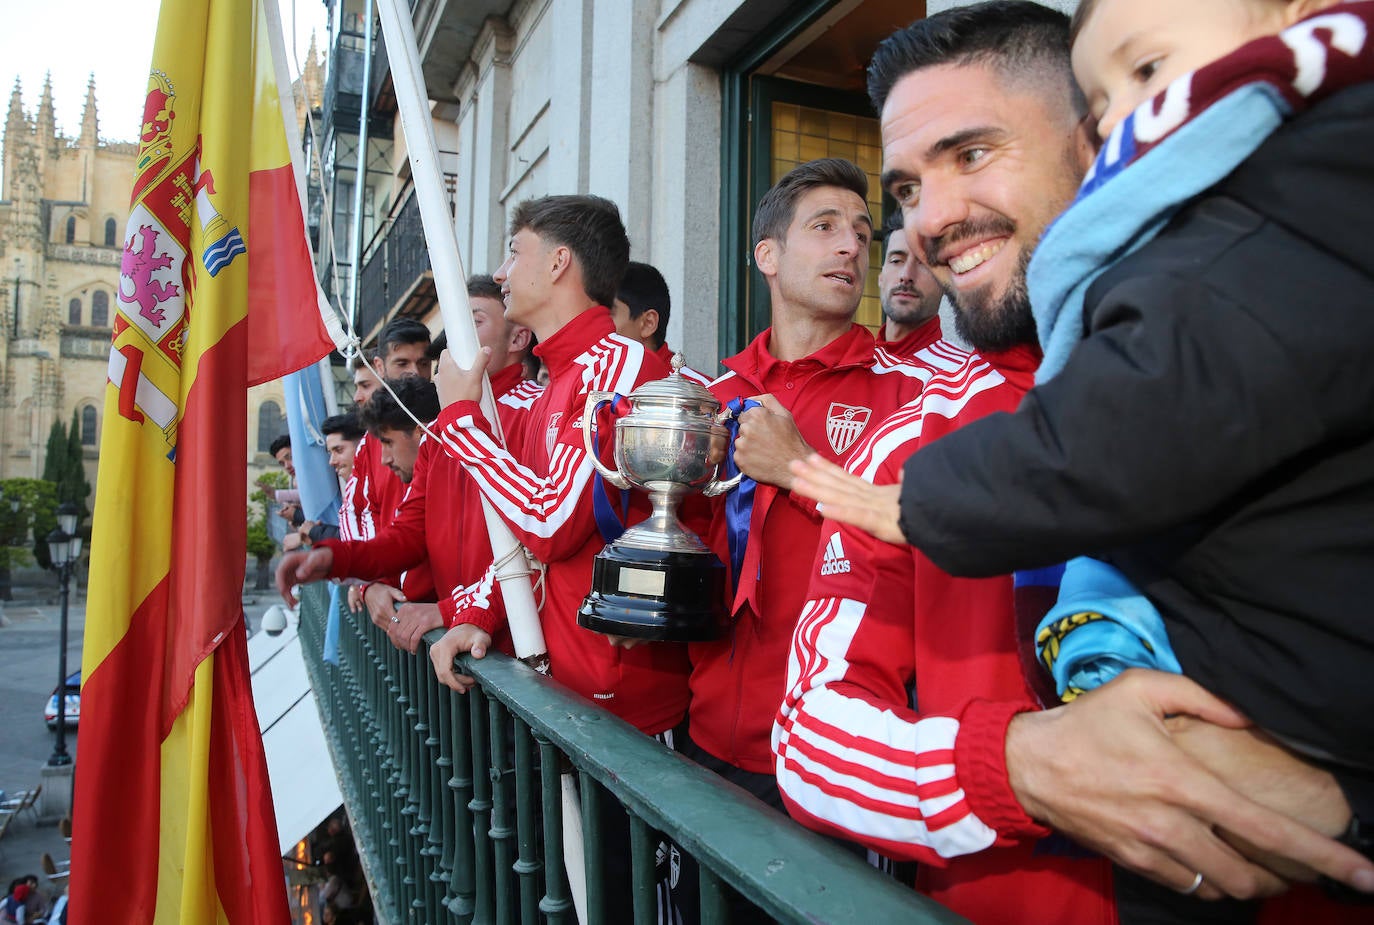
<box><xmin>44</xmin><ymin>670</ymin><xmax>80</xmax><ymax>729</ymax></box>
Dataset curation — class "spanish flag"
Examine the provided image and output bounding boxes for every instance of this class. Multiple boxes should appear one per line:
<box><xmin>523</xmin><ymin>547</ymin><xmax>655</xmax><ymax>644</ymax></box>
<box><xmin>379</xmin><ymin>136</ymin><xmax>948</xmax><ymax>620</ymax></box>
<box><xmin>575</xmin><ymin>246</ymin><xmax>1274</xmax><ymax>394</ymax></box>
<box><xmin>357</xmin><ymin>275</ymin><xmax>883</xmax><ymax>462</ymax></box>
<box><xmin>71</xmin><ymin>0</ymin><xmax>338</xmax><ymax>918</ymax></box>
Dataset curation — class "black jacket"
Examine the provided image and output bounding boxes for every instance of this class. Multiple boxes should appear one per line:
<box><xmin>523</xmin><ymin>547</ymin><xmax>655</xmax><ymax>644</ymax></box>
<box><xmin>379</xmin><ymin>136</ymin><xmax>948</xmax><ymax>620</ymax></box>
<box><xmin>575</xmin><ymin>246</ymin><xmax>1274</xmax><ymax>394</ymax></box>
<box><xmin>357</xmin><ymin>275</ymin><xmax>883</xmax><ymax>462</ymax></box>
<box><xmin>898</xmin><ymin>85</ymin><xmax>1374</xmax><ymax>794</ymax></box>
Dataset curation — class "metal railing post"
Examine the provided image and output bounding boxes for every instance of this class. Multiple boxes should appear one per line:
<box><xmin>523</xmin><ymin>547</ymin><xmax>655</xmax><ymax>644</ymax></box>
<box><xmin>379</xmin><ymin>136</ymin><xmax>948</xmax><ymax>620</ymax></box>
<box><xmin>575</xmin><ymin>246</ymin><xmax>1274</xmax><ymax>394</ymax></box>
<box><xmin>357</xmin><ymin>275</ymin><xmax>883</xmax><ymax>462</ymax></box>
<box><xmin>448</xmin><ymin>684</ymin><xmax>477</xmax><ymax>921</ymax></box>
<box><xmin>468</xmin><ymin>687</ymin><xmax>495</xmax><ymax>925</ymax></box>
<box><xmin>512</xmin><ymin>720</ymin><xmax>543</xmax><ymax>925</ymax></box>
<box><xmin>488</xmin><ymin>703</ymin><xmax>517</xmax><ymax>924</ymax></box>
<box><xmin>535</xmin><ymin>737</ymin><xmax>574</xmax><ymax>924</ymax></box>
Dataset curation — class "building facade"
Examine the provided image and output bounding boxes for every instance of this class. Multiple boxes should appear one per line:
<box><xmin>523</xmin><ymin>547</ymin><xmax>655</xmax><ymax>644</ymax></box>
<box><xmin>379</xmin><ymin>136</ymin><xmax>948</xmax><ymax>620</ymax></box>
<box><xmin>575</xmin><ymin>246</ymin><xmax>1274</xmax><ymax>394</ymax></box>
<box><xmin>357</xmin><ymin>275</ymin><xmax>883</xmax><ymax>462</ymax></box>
<box><xmin>314</xmin><ymin>0</ymin><xmax>1074</xmax><ymax>368</ymax></box>
<box><xmin>0</xmin><ymin>74</ymin><xmax>308</xmax><ymax>499</ymax></box>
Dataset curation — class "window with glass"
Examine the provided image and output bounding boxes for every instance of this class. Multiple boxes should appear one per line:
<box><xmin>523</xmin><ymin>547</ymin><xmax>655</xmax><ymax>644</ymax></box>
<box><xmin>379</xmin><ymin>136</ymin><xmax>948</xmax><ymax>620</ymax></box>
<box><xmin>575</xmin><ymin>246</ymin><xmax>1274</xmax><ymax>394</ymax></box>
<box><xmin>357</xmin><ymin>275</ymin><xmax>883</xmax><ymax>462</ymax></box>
<box><xmin>80</xmin><ymin>406</ymin><xmax>98</xmax><ymax>446</ymax></box>
<box><xmin>68</xmin><ymin>298</ymin><xmax>82</xmax><ymax>326</ymax></box>
<box><xmin>91</xmin><ymin>291</ymin><xmax>109</xmax><ymax>327</ymax></box>
<box><xmin>257</xmin><ymin>401</ymin><xmax>284</xmax><ymax>453</ymax></box>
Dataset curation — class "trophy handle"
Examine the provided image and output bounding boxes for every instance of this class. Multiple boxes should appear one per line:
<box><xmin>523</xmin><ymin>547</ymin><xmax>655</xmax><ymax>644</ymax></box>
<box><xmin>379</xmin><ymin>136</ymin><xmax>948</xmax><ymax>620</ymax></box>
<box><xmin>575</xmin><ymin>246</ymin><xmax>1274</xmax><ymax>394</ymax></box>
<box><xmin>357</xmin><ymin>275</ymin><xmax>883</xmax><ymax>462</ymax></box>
<box><xmin>702</xmin><ymin>406</ymin><xmax>746</xmax><ymax>496</ymax></box>
<box><xmin>582</xmin><ymin>391</ymin><xmax>631</xmax><ymax>489</ymax></box>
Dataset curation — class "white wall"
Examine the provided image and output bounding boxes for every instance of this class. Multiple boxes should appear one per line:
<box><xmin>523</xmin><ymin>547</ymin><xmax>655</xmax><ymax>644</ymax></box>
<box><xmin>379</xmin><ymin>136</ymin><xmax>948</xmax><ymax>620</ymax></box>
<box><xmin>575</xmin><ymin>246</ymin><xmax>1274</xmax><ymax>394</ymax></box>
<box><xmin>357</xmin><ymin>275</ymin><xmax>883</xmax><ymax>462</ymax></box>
<box><xmin>439</xmin><ymin>0</ymin><xmax>1079</xmax><ymax>367</ymax></box>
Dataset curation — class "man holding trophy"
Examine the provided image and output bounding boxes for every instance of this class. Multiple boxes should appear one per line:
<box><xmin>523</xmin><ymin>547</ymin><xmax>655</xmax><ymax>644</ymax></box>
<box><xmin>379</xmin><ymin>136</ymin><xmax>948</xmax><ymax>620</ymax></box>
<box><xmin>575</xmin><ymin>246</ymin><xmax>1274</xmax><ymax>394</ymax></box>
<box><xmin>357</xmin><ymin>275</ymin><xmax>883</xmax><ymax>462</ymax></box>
<box><xmin>430</xmin><ymin>194</ymin><xmax>691</xmax><ymax>736</ymax></box>
<box><xmin>687</xmin><ymin>159</ymin><xmax>941</xmax><ymax>808</ymax></box>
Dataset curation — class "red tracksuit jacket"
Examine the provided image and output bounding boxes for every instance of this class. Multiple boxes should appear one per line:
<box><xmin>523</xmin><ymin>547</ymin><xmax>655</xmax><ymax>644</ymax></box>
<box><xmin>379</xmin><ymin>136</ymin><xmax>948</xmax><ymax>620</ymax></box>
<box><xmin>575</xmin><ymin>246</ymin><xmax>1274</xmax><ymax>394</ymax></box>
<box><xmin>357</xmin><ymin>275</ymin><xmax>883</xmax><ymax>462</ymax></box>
<box><xmin>317</xmin><ymin>363</ymin><xmax>536</xmax><ymax>636</ymax></box>
<box><xmin>773</xmin><ymin>343</ymin><xmax>1117</xmax><ymax>925</ymax></box>
<box><xmin>435</xmin><ymin>307</ymin><xmax>691</xmax><ymax>736</ymax></box>
<box><xmin>690</xmin><ymin>323</ymin><xmax>954</xmax><ymax>773</ymax></box>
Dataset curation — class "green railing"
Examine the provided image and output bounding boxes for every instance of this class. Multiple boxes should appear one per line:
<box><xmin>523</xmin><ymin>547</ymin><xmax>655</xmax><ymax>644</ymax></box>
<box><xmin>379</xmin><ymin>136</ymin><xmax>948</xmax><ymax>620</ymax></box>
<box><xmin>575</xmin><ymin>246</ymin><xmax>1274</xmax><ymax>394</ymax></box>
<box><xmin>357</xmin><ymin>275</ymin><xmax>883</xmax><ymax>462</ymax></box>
<box><xmin>296</xmin><ymin>582</ymin><xmax>968</xmax><ymax>924</ymax></box>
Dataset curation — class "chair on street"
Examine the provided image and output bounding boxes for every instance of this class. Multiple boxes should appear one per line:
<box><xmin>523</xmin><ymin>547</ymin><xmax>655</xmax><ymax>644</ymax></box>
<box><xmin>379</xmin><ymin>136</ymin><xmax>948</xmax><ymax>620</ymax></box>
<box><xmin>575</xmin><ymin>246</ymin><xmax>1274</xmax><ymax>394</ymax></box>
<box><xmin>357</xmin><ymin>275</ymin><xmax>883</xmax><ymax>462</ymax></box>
<box><xmin>0</xmin><ymin>808</ymin><xmax>17</xmax><ymax>855</ymax></box>
<box><xmin>58</xmin><ymin>816</ymin><xmax>72</xmax><ymax>844</ymax></box>
<box><xmin>41</xmin><ymin>851</ymin><xmax>70</xmax><ymax>885</ymax></box>
<box><xmin>0</xmin><ymin>785</ymin><xmax>41</xmax><ymax>823</ymax></box>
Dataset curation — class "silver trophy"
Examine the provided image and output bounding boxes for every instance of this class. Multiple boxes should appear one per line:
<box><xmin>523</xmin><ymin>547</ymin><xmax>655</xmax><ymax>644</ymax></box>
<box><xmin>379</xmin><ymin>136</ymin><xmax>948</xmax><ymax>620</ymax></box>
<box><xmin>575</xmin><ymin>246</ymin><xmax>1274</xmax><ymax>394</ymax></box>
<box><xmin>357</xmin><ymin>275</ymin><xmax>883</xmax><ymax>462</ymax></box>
<box><xmin>576</xmin><ymin>356</ymin><xmax>741</xmax><ymax>640</ymax></box>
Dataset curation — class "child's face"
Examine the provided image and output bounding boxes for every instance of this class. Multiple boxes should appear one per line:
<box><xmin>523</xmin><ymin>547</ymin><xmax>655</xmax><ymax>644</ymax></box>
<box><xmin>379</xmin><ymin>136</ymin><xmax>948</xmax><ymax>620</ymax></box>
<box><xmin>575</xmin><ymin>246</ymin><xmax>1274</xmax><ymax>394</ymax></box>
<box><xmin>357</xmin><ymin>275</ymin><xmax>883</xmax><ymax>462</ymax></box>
<box><xmin>1072</xmin><ymin>0</ymin><xmax>1295</xmax><ymax>139</ymax></box>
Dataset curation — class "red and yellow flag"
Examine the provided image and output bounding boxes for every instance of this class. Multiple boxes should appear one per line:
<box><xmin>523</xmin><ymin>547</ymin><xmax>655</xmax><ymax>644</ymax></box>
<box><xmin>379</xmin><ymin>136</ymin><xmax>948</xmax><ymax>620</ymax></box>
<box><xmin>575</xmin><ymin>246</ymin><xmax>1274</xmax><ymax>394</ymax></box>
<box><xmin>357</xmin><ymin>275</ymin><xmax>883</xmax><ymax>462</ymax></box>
<box><xmin>72</xmin><ymin>0</ymin><xmax>336</xmax><ymax>918</ymax></box>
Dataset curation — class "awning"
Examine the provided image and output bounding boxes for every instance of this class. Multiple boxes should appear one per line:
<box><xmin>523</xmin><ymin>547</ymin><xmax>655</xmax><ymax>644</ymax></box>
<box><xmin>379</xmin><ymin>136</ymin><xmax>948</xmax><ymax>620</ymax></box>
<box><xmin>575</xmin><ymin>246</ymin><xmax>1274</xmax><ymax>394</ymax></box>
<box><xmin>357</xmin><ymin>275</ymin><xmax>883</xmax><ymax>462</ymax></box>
<box><xmin>249</xmin><ymin>611</ymin><xmax>343</xmax><ymax>855</ymax></box>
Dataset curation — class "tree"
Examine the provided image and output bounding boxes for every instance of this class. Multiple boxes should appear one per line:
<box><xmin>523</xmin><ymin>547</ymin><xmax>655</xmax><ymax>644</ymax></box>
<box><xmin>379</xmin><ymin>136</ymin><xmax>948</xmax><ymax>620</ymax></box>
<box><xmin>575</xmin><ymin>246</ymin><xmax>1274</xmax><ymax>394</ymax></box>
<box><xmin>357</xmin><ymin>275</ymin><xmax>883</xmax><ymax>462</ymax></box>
<box><xmin>247</xmin><ymin>471</ymin><xmax>291</xmax><ymax>591</ymax></box>
<box><xmin>0</xmin><ymin>478</ymin><xmax>59</xmax><ymax>593</ymax></box>
<box><xmin>62</xmin><ymin>409</ymin><xmax>92</xmax><ymax>519</ymax></box>
<box><xmin>42</xmin><ymin>420</ymin><xmax>65</xmax><ymax>485</ymax></box>
<box><xmin>40</xmin><ymin>413</ymin><xmax>92</xmax><ymax>519</ymax></box>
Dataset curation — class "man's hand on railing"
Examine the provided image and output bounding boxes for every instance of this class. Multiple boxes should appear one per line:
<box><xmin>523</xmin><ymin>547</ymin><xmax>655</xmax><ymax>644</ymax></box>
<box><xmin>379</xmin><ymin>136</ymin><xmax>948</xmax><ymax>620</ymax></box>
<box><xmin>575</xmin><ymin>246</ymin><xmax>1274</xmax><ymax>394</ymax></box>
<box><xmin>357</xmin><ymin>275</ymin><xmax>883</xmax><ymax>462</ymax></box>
<box><xmin>276</xmin><ymin>547</ymin><xmax>335</xmax><ymax>604</ymax></box>
<box><xmin>364</xmin><ymin>583</ymin><xmax>407</xmax><ymax>629</ymax></box>
<box><xmin>387</xmin><ymin>602</ymin><xmax>443</xmax><ymax>654</ymax></box>
<box><xmin>430</xmin><ymin>624</ymin><xmax>492</xmax><ymax>693</ymax></box>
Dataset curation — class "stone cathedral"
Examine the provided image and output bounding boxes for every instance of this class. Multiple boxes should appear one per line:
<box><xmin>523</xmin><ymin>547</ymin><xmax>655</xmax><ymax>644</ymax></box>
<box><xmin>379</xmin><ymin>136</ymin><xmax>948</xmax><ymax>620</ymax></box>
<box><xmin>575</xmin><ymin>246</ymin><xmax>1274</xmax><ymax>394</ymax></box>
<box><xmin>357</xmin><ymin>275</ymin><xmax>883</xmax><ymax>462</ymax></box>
<box><xmin>0</xmin><ymin>74</ymin><xmax>297</xmax><ymax>500</ymax></box>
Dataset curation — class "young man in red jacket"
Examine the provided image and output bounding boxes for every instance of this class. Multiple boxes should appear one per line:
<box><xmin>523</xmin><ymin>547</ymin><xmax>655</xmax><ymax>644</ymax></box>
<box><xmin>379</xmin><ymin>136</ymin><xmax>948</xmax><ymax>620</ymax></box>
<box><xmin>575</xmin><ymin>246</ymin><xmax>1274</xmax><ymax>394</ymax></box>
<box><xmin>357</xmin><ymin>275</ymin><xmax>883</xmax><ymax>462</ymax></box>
<box><xmin>276</xmin><ymin>275</ymin><xmax>538</xmax><ymax>654</ymax></box>
<box><xmin>338</xmin><ymin>317</ymin><xmax>432</xmax><ymax>541</ymax></box>
<box><xmin>609</xmin><ymin>260</ymin><xmax>714</xmax><ymax>384</ymax></box>
<box><xmin>430</xmin><ymin>195</ymin><xmax>690</xmax><ymax>738</ymax></box>
<box><xmin>338</xmin><ymin>317</ymin><xmax>434</xmax><ymax>627</ymax></box>
<box><xmin>686</xmin><ymin>158</ymin><xmax>946</xmax><ymax>810</ymax></box>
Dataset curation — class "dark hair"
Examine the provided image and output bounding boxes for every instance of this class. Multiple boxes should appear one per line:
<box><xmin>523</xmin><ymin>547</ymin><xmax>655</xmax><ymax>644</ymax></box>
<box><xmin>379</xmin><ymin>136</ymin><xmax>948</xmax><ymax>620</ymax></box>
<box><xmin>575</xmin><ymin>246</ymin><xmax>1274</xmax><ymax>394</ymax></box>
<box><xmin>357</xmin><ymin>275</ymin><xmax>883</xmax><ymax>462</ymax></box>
<box><xmin>360</xmin><ymin>377</ymin><xmax>440</xmax><ymax>435</ymax></box>
<box><xmin>376</xmin><ymin>317</ymin><xmax>431</xmax><ymax>362</ymax></box>
<box><xmin>508</xmin><ymin>195</ymin><xmax>630</xmax><ymax>309</ymax></box>
<box><xmin>616</xmin><ymin>262</ymin><xmax>671</xmax><ymax>349</ymax></box>
<box><xmin>269</xmin><ymin>434</ymin><xmax>292</xmax><ymax>457</ymax></box>
<box><xmin>880</xmin><ymin>211</ymin><xmax>906</xmax><ymax>248</ymax></box>
<box><xmin>427</xmin><ymin>330</ymin><xmax>447</xmax><ymax>362</ymax></box>
<box><xmin>321</xmin><ymin>412</ymin><xmax>365</xmax><ymax>442</ymax></box>
<box><xmin>752</xmin><ymin>158</ymin><xmax>869</xmax><ymax>246</ymax></box>
<box><xmin>348</xmin><ymin>352</ymin><xmax>372</xmax><ymax>373</ymax></box>
<box><xmin>867</xmin><ymin>1</ymin><xmax>1082</xmax><ymax>117</ymax></box>
<box><xmin>467</xmin><ymin>273</ymin><xmax>503</xmax><ymax>302</ymax></box>
<box><xmin>522</xmin><ymin>333</ymin><xmax>542</xmax><ymax>381</ymax></box>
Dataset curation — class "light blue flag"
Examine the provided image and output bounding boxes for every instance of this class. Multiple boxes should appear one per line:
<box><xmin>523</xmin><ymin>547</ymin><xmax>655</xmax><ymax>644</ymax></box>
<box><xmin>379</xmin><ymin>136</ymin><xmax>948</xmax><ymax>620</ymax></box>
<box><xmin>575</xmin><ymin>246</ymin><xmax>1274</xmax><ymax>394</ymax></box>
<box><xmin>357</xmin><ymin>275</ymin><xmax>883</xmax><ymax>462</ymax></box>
<box><xmin>283</xmin><ymin>361</ymin><xmax>343</xmax><ymax>665</ymax></box>
<box><xmin>283</xmin><ymin>362</ymin><xmax>341</xmax><ymax>528</ymax></box>
<box><xmin>322</xmin><ymin>583</ymin><xmax>342</xmax><ymax>665</ymax></box>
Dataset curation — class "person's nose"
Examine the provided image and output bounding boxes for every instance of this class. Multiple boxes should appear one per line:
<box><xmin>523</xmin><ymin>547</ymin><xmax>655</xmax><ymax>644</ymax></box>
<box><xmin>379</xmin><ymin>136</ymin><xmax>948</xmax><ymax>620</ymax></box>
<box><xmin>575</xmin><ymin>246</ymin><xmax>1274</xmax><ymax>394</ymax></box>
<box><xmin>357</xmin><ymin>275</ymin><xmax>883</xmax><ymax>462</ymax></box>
<box><xmin>907</xmin><ymin>177</ymin><xmax>971</xmax><ymax>247</ymax></box>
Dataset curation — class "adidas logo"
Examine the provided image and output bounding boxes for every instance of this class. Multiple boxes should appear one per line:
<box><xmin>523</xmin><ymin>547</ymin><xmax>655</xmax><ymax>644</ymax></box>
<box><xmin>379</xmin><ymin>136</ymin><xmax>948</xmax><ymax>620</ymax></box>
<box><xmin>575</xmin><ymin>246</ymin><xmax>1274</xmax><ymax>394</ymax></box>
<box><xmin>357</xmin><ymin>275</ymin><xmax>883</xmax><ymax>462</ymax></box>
<box><xmin>819</xmin><ymin>532</ymin><xmax>851</xmax><ymax>576</ymax></box>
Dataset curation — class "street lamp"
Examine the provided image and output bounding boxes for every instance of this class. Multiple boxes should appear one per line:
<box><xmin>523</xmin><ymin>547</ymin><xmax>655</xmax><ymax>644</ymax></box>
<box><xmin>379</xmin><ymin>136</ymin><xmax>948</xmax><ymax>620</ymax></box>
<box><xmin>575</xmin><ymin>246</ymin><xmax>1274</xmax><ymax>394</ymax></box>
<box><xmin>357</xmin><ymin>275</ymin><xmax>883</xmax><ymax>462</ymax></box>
<box><xmin>46</xmin><ymin>502</ymin><xmax>82</xmax><ymax>768</ymax></box>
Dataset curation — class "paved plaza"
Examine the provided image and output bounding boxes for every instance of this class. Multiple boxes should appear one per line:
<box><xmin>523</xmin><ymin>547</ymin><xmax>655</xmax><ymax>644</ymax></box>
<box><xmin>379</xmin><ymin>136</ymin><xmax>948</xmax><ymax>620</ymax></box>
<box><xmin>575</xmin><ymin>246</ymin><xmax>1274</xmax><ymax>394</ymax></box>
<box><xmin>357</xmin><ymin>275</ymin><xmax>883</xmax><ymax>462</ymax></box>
<box><xmin>0</xmin><ymin>569</ymin><xmax>279</xmax><ymax>899</ymax></box>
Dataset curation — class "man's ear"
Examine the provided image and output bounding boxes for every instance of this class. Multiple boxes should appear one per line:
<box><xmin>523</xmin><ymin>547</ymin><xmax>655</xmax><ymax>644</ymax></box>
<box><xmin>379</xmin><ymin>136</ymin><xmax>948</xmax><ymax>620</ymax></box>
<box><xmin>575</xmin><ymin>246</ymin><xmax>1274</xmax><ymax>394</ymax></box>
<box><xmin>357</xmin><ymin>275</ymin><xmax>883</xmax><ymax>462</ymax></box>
<box><xmin>754</xmin><ymin>239</ymin><xmax>777</xmax><ymax>276</ymax></box>
<box><xmin>1072</xmin><ymin>113</ymin><xmax>1100</xmax><ymax>172</ymax></box>
<box><xmin>371</xmin><ymin>355</ymin><xmax>386</xmax><ymax>376</ymax></box>
<box><xmin>637</xmin><ymin>309</ymin><xmax>660</xmax><ymax>343</ymax></box>
<box><xmin>548</xmin><ymin>244</ymin><xmax>572</xmax><ymax>284</ymax></box>
<box><xmin>509</xmin><ymin>325</ymin><xmax>532</xmax><ymax>353</ymax></box>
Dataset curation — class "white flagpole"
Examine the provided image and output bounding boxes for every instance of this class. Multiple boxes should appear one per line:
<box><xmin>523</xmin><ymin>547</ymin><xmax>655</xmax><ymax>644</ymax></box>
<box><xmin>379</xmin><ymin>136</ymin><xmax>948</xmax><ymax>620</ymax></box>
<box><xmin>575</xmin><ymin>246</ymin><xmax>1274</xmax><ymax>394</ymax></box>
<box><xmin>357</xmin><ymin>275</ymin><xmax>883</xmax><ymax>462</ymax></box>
<box><xmin>369</xmin><ymin>1</ymin><xmax>586</xmax><ymax>920</ymax></box>
<box><xmin>262</xmin><ymin>0</ymin><xmax>349</xmax><ymax>353</ymax></box>
<box><xmin>370</xmin><ymin>0</ymin><xmax>548</xmax><ymax>664</ymax></box>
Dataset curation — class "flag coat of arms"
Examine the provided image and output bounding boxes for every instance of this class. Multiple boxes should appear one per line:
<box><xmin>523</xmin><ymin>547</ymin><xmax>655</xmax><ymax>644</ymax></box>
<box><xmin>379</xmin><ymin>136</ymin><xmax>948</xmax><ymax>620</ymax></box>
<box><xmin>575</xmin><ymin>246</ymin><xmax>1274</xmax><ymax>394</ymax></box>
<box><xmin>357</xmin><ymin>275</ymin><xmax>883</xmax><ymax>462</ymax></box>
<box><xmin>72</xmin><ymin>0</ymin><xmax>339</xmax><ymax>919</ymax></box>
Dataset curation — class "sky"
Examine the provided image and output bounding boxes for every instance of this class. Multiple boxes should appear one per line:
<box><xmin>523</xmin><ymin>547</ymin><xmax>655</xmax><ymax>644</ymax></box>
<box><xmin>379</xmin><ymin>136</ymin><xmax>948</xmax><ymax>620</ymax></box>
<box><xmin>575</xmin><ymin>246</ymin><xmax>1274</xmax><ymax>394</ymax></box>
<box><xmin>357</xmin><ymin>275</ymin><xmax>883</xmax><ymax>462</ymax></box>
<box><xmin>2</xmin><ymin>0</ymin><xmax>328</xmax><ymax>151</ymax></box>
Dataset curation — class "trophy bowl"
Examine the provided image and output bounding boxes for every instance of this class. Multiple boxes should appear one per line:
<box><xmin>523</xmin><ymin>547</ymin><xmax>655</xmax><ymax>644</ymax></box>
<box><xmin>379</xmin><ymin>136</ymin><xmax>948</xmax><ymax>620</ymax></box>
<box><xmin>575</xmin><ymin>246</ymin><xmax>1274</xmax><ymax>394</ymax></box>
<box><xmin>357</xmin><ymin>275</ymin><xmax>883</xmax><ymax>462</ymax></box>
<box><xmin>577</xmin><ymin>356</ymin><xmax>740</xmax><ymax>641</ymax></box>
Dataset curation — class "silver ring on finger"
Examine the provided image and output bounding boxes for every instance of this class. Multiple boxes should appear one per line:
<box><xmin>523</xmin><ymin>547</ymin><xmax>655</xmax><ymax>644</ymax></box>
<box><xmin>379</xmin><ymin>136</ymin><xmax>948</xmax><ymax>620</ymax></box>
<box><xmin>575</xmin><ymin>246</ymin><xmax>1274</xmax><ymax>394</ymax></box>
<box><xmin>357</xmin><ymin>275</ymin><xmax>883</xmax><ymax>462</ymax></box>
<box><xmin>1180</xmin><ymin>872</ymin><xmax>1203</xmax><ymax>896</ymax></box>
<box><xmin>391</xmin><ymin>615</ymin><xmax>400</xmax><ymax>624</ymax></box>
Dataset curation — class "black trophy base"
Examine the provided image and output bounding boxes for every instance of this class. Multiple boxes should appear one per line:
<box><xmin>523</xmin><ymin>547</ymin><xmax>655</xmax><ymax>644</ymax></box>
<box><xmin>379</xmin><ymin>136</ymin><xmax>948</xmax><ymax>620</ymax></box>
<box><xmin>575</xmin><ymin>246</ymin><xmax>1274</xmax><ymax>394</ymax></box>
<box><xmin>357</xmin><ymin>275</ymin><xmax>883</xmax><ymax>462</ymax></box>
<box><xmin>578</xmin><ymin>543</ymin><xmax>726</xmax><ymax>642</ymax></box>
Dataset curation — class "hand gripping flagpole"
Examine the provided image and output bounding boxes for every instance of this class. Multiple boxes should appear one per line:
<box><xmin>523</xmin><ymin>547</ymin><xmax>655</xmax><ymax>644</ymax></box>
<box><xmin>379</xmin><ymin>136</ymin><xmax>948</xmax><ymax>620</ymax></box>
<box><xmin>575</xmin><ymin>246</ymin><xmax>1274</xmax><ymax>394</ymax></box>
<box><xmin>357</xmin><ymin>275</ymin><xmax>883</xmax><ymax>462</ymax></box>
<box><xmin>371</xmin><ymin>0</ymin><xmax>586</xmax><ymax>919</ymax></box>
